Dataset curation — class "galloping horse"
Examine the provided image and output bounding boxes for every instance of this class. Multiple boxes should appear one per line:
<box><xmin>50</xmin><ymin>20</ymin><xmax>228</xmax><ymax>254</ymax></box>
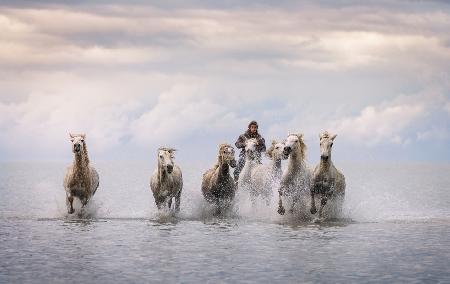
<box><xmin>310</xmin><ymin>131</ymin><xmax>346</xmax><ymax>220</ymax></box>
<box><xmin>63</xmin><ymin>133</ymin><xmax>99</xmax><ymax>214</ymax></box>
<box><xmin>150</xmin><ymin>147</ymin><xmax>183</xmax><ymax>212</ymax></box>
<box><xmin>201</xmin><ymin>144</ymin><xmax>237</xmax><ymax>210</ymax></box>
<box><xmin>277</xmin><ymin>133</ymin><xmax>311</xmax><ymax>216</ymax></box>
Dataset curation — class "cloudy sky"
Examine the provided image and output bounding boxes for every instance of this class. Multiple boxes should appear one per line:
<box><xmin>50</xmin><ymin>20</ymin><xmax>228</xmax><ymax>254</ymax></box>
<box><xmin>0</xmin><ymin>0</ymin><xmax>449</xmax><ymax>163</ymax></box>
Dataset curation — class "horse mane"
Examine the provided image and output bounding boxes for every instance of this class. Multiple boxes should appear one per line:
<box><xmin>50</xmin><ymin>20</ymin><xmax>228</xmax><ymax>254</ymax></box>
<box><xmin>213</xmin><ymin>143</ymin><xmax>233</xmax><ymax>169</ymax></box>
<box><xmin>266</xmin><ymin>140</ymin><xmax>278</xmax><ymax>159</ymax></box>
<box><xmin>299</xmin><ymin>136</ymin><xmax>307</xmax><ymax>161</ymax></box>
<box><xmin>69</xmin><ymin>136</ymin><xmax>91</xmax><ymax>191</ymax></box>
<box><xmin>219</xmin><ymin>143</ymin><xmax>232</xmax><ymax>152</ymax></box>
<box><xmin>320</xmin><ymin>131</ymin><xmax>330</xmax><ymax>140</ymax></box>
<box><xmin>82</xmin><ymin>140</ymin><xmax>90</xmax><ymax>165</ymax></box>
<box><xmin>288</xmin><ymin>133</ymin><xmax>307</xmax><ymax>161</ymax></box>
<box><xmin>158</xmin><ymin>147</ymin><xmax>176</xmax><ymax>153</ymax></box>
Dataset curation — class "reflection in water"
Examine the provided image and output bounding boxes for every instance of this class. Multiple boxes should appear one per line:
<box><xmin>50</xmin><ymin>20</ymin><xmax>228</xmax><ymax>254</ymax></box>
<box><xmin>1</xmin><ymin>216</ymin><xmax>450</xmax><ymax>283</ymax></box>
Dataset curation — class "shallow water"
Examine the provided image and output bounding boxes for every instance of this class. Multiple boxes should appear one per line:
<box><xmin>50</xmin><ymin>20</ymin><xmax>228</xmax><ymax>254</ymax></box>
<box><xmin>1</xmin><ymin>161</ymin><xmax>450</xmax><ymax>282</ymax></box>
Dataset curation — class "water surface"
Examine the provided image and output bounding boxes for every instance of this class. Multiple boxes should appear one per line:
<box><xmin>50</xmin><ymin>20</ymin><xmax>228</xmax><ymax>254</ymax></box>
<box><xmin>1</xmin><ymin>161</ymin><xmax>449</xmax><ymax>283</ymax></box>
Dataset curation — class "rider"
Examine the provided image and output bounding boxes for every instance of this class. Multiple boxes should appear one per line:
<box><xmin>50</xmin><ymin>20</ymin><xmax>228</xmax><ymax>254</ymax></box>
<box><xmin>234</xmin><ymin>120</ymin><xmax>266</xmax><ymax>181</ymax></box>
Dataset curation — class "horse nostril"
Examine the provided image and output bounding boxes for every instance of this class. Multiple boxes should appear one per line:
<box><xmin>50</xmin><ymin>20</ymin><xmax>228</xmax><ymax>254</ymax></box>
<box><xmin>167</xmin><ymin>165</ymin><xmax>173</xmax><ymax>172</ymax></box>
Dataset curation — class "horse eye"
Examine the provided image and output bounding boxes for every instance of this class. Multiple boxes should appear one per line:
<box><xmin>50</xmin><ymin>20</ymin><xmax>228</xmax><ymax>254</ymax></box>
<box><xmin>81</xmin><ymin>140</ymin><xmax>84</xmax><ymax>143</ymax></box>
<box><xmin>159</xmin><ymin>155</ymin><xmax>163</xmax><ymax>158</ymax></box>
<box><xmin>330</xmin><ymin>143</ymin><xmax>333</xmax><ymax>147</ymax></box>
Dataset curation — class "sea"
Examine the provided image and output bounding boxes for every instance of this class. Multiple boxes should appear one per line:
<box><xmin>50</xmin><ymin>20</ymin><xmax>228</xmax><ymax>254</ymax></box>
<box><xmin>1</xmin><ymin>161</ymin><xmax>449</xmax><ymax>283</ymax></box>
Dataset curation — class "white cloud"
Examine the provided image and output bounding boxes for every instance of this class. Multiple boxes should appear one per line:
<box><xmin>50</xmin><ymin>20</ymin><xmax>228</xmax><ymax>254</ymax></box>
<box><xmin>0</xmin><ymin>70</ymin><xmax>250</xmax><ymax>159</ymax></box>
<box><xmin>130</xmin><ymin>82</ymin><xmax>246</xmax><ymax>147</ymax></box>
<box><xmin>0</xmin><ymin>70</ymin><xmax>173</xmax><ymax>157</ymax></box>
<box><xmin>417</xmin><ymin>127</ymin><xmax>450</xmax><ymax>141</ymax></box>
<box><xmin>0</xmin><ymin>2</ymin><xmax>449</xmax><ymax>160</ymax></box>
<box><xmin>331</xmin><ymin>94</ymin><xmax>443</xmax><ymax>146</ymax></box>
<box><xmin>338</xmin><ymin>104</ymin><xmax>423</xmax><ymax>144</ymax></box>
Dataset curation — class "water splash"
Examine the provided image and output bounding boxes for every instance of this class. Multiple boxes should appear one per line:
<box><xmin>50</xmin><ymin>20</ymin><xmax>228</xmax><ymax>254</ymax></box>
<box><xmin>1</xmin><ymin>161</ymin><xmax>449</xmax><ymax>223</ymax></box>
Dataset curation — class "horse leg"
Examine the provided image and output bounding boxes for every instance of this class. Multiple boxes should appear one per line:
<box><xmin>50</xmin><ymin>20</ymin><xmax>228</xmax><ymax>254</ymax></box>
<box><xmin>175</xmin><ymin>191</ymin><xmax>181</xmax><ymax>213</ymax></box>
<box><xmin>333</xmin><ymin>194</ymin><xmax>344</xmax><ymax>218</ymax></box>
<box><xmin>234</xmin><ymin>156</ymin><xmax>245</xmax><ymax>182</ymax></box>
<box><xmin>250</xmin><ymin>192</ymin><xmax>257</xmax><ymax>207</ymax></box>
<box><xmin>277</xmin><ymin>188</ymin><xmax>285</xmax><ymax>215</ymax></box>
<box><xmin>215</xmin><ymin>201</ymin><xmax>222</xmax><ymax>216</ymax></box>
<box><xmin>265</xmin><ymin>192</ymin><xmax>271</xmax><ymax>207</ymax></box>
<box><xmin>318</xmin><ymin>196</ymin><xmax>328</xmax><ymax>219</ymax></box>
<box><xmin>66</xmin><ymin>195</ymin><xmax>74</xmax><ymax>214</ymax></box>
<box><xmin>310</xmin><ymin>191</ymin><xmax>317</xmax><ymax>214</ymax></box>
<box><xmin>167</xmin><ymin>198</ymin><xmax>173</xmax><ymax>210</ymax></box>
<box><xmin>289</xmin><ymin>194</ymin><xmax>298</xmax><ymax>214</ymax></box>
<box><xmin>155</xmin><ymin>198</ymin><xmax>163</xmax><ymax>210</ymax></box>
<box><xmin>81</xmin><ymin>196</ymin><xmax>88</xmax><ymax>208</ymax></box>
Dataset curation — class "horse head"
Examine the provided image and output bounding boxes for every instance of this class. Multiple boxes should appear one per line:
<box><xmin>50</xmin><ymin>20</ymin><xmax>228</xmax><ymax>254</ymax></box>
<box><xmin>283</xmin><ymin>133</ymin><xmax>306</xmax><ymax>160</ymax></box>
<box><xmin>266</xmin><ymin>140</ymin><xmax>286</xmax><ymax>161</ymax></box>
<box><xmin>69</xmin><ymin>133</ymin><xmax>86</xmax><ymax>155</ymax></box>
<box><xmin>219</xmin><ymin>144</ymin><xmax>236</xmax><ymax>168</ymax></box>
<box><xmin>158</xmin><ymin>147</ymin><xmax>176</xmax><ymax>174</ymax></box>
<box><xmin>319</xmin><ymin>131</ymin><xmax>337</xmax><ymax>161</ymax></box>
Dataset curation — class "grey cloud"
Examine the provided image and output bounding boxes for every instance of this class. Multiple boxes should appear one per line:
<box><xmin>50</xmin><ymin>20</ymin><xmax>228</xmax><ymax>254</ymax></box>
<box><xmin>1</xmin><ymin>1</ymin><xmax>450</xmax><ymax>161</ymax></box>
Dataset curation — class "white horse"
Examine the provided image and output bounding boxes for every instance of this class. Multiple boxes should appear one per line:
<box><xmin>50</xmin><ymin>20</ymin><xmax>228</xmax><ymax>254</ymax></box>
<box><xmin>238</xmin><ymin>138</ymin><xmax>259</xmax><ymax>192</ymax></box>
<box><xmin>250</xmin><ymin>140</ymin><xmax>286</xmax><ymax>206</ymax></box>
<box><xmin>201</xmin><ymin>144</ymin><xmax>237</xmax><ymax>209</ymax></box>
<box><xmin>150</xmin><ymin>147</ymin><xmax>183</xmax><ymax>212</ymax></box>
<box><xmin>63</xmin><ymin>133</ymin><xmax>99</xmax><ymax>214</ymax></box>
<box><xmin>310</xmin><ymin>131</ymin><xmax>346</xmax><ymax>220</ymax></box>
<box><xmin>277</xmin><ymin>133</ymin><xmax>311</xmax><ymax>216</ymax></box>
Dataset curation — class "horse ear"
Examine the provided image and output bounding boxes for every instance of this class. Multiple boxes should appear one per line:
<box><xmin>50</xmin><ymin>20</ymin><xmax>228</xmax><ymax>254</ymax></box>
<box><xmin>81</xmin><ymin>133</ymin><xmax>86</xmax><ymax>139</ymax></box>
<box><xmin>298</xmin><ymin>133</ymin><xmax>304</xmax><ymax>139</ymax></box>
<box><xmin>331</xmin><ymin>134</ymin><xmax>337</xmax><ymax>141</ymax></box>
<box><xmin>272</xmin><ymin>140</ymin><xmax>277</xmax><ymax>146</ymax></box>
<box><xmin>69</xmin><ymin>133</ymin><xmax>74</xmax><ymax>139</ymax></box>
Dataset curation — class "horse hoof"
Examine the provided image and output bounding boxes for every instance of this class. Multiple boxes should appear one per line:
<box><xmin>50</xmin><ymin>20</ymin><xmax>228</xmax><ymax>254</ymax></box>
<box><xmin>68</xmin><ymin>208</ymin><xmax>75</xmax><ymax>214</ymax></box>
<box><xmin>310</xmin><ymin>207</ymin><xmax>317</xmax><ymax>214</ymax></box>
<box><xmin>278</xmin><ymin>206</ymin><xmax>285</xmax><ymax>215</ymax></box>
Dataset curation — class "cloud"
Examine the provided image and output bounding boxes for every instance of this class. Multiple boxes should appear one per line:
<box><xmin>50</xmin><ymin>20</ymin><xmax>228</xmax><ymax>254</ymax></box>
<box><xmin>0</xmin><ymin>1</ymin><xmax>450</xmax><ymax>161</ymax></box>
<box><xmin>0</xmin><ymin>70</ymin><xmax>251</xmax><ymax>160</ymax></box>
<box><xmin>417</xmin><ymin>127</ymin><xmax>450</xmax><ymax>141</ymax></box>
<box><xmin>1</xmin><ymin>4</ymin><xmax>449</xmax><ymax>74</ymax></box>
<box><xmin>331</xmin><ymin>93</ymin><xmax>449</xmax><ymax>146</ymax></box>
<box><xmin>130</xmin><ymin>82</ymin><xmax>246</xmax><ymax>146</ymax></box>
<box><xmin>0</xmin><ymin>70</ymin><xmax>171</xmax><ymax>158</ymax></box>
